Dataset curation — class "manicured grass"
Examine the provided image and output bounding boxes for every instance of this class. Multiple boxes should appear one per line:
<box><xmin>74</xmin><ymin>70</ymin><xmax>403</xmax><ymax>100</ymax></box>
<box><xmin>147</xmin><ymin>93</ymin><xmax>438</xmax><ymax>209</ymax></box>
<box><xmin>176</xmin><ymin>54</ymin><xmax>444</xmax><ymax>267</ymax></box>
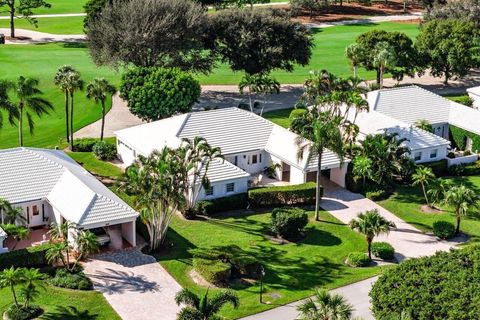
<box><xmin>0</xmin><ymin>284</ymin><xmax>120</xmax><ymax>319</ymax></box>
<box><xmin>378</xmin><ymin>176</ymin><xmax>480</xmax><ymax>244</ymax></box>
<box><xmin>68</xmin><ymin>152</ymin><xmax>124</xmax><ymax>179</ymax></box>
<box><xmin>263</xmin><ymin>108</ymin><xmax>294</xmax><ymax>128</ymax></box>
<box><xmin>157</xmin><ymin>210</ymin><xmax>384</xmax><ymax>318</ymax></box>
<box><xmin>0</xmin><ymin>42</ymin><xmax>120</xmax><ymax>149</ymax></box>
<box><xmin>196</xmin><ymin>22</ymin><xmax>420</xmax><ymax>85</ymax></box>
<box><xmin>0</xmin><ymin>16</ymin><xmax>85</xmax><ymax>34</ymax></box>
<box><xmin>0</xmin><ymin>0</ymin><xmax>87</xmax><ymax>15</ymax></box>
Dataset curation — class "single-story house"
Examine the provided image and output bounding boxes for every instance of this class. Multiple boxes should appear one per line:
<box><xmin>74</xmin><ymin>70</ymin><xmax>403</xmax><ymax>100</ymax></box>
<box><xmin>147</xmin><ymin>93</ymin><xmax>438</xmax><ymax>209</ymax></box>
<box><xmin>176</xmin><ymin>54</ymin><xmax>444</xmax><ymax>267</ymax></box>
<box><xmin>365</xmin><ymin>85</ymin><xmax>480</xmax><ymax>162</ymax></box>
<box><xmin>467</xmin><ymin>86</ymin><xmax>480</xmax><ymax>109</ymax></box>
<box><xmin>0</xmin><ymin>148</ymin><xmax>138</xmax><ymax>250</ymax></box>
<box><xmin>115</xmin><ymin>107</ymin><xmax>348</xmax><ymax>201</ymax></box>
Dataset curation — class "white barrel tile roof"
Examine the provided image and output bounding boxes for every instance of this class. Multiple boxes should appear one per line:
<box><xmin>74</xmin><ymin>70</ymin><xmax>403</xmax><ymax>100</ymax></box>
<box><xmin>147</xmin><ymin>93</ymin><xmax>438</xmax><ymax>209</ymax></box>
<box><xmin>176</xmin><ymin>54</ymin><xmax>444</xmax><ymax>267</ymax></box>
<box><xmin>199</xmin><ymin>158</ymin><xmax>249</xmax><ymax>183</ymax></box>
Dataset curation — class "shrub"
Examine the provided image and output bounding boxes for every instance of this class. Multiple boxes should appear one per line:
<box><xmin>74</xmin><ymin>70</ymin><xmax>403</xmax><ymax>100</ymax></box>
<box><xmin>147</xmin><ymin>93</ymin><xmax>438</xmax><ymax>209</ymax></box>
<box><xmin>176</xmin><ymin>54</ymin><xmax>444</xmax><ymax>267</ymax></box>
<box><xmin>432</xmin><ymin>221</ymin><xmax>455</xmax><ymax>240</ymax></box>
<box><xmin>423</xmin><ymin>159</ymin><xmax>448</xmax><ymax>176</ymax></box>
<box><xmin>0</xmin><ymin>243</ymin><xmax>53</xmax><ymax>270</ymax></box>
<box><xmin>92</xmin><ymin>141</ymin><xmax>117</xmax><ymax>160</ymax></box>
<box><xmin>194</xmin><ymin>193</ymin><xmax>247</xmax><ymax>216</ymax></box>
<box><xmin>346</xmin><ymin>252</ymin><xmax>370</xmax><ymax>267</ymax></box>
<box><xmin>289</xmin><ymin>108</ymin><xmax>307</xmax><ymax>122</ymax></box>
<box><xmin>74</xmin><ymin>138</ymin><xmax>99</xmax><ymax>152</ymax></box>
<box><xmin>365</xmin><ymin>189</ymin><xmax>390</xmax><ymax>201</ymax></box>
<box><xmin>448</xmin><ymin>160</ymin><xmax>480</xmax><ymax>176</ymax></box>
<box><xmin>447</xmin><ymin>151</ymin><xmax>455</xmax><ymax>159</ymax></box>
<box><xmin>455</xmin><ymin>95</ymin><xmax>474</xmax><ymax>107</ymax></box>
<box><xmin>248</xmin><ymin>182</ymin><xmax>319</xmax><ymax>208</ymax></box>
<box><xmin>5</xmin><ymin>304</ymin><xmax>42</xmax><ymax>320</ymax></box>
<box><xmin>229</xmin><ymin>254</ymin><xmax>259</xmax><ymax>278</ymax></box>
<box><xmin>371</xmin><ymin>242</ymin><xmax>395</xmax><ymax>260</ymax></box>
<box><xmin>270</xmin><ymin>207</ymin><xmax>308</xmax><ymax>240</ymax></box>
<box><xmin>48</xmin><ymin>268</ymin><xmax>92</xmax><ymax>290</ymax></box>
<box><xmin>370</xmin><ymin>246</ymin><xmax>480</xmax><ymax>319</ymax></box>
<box><xmin>192</xmin><ymin>257</ymin><xmax>232</xmax><ymax>286</ymax></box>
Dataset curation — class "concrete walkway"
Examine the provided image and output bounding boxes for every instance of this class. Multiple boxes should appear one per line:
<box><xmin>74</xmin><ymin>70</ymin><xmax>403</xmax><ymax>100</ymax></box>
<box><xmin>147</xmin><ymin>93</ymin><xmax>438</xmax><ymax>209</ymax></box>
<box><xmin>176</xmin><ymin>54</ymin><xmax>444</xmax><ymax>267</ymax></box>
<box><xmin>305</xmin><ymin>13</ymin><xmax>422</xmax><ymax>29</ymax></box>
<box><xmin>83</xmin><ymin>249</ymin><xmax>182</xmax><ymax>320</ymax></box>
<box><xmin>1</xmin><ymin>28</ymin><xmax>85</xmax><ymax>44</ymax></box>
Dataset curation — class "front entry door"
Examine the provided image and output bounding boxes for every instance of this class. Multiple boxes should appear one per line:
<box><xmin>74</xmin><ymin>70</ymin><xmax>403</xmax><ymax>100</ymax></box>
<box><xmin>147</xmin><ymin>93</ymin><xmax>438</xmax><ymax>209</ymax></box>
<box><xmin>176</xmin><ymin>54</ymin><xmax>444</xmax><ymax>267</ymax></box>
<box><xmin>28</xmin><ymin>205</ymin><xmax>44</xmax><ymax>227</ymax></box>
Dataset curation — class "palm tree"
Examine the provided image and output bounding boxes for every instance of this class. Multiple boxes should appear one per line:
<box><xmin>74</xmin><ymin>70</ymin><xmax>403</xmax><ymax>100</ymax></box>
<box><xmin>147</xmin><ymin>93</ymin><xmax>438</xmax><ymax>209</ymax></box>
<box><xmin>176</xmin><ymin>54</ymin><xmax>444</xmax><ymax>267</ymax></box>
<box><xmin>0</xmin><ymin>198</ymin><xmax>26</xmax><ymax>225</ymax></box>
<box><xmin>296</xmin><ymin>111</ymin><xmax>345</xmax><ymax>221</ymax></box>
<box><xmin>0</xmin><ymin>267</ymin><xmax>24</xmax><ymax>308</ymax></box>
<box><xmin>412</xmin><ymin>167</ymin><xmax>436</xmax><ymax>207</ymax></box>
<box><xmin>345</xmin><ymin>43</ymin><xmax>364</xmax><ymax>78</ymax></box>
<box><xmin>0</xmin><ymin>80</ymin><xmax>19</xmax><ymax>132</ymax></box>
<box><xmin>442</xmin><ymin>185</ymin><xmax>480</xmax><ymax>235</ymax></box>
<box><xmin>414</xmin><ymin>119</ymin><xmax>434</xmax><ymax>133</ymax></box>
<box><xmin>427</xmin><ymin>179</ymin><xmax>453</xmax><ymax>207</ymax></box>
<box><xmin>76</xmin><ymin>230</ymin><xmax>100</xmax><ymax>260</ymax></box>
<box><xmin>86</xmin><ymin>78</ymin><xmax>117</xmax><ymax>140</ymax></box>
<box><xmin>20</xmin><ymin>268</ymin><xmax>45</xmax><ymax>308</ymax></box>
<box><xmin>54</xmin><ymin>65</ymin><xmax>77</xmax><ymax>143</ymax></box>
<box><xmin>297</xmin><ymin>289</ymin><xmax>353</xmax><ymax>320</ymax></box>
<box><xmin>48</xmin><ymin>222</ymin><xmax>74</xmax><ymax>269</ymax></box>
<box><xmin>343</xmin><ymin>122</ymin><xmax>359</xmax><ymax>156</ymax></box>
<box><xmin>373</xmin><ymin>42</ymin><xmax>396</xmax><ymax>89</ymax></box>
<box><xmin>65</xmin><ymin>70</ymin><xmax>84</xmax><ymax>150</ymax></box>
<box><xmin>46</xmin><ymin>242</ymin><xmax>68</xmax><ymax>270</ymax></box>
<box><xmin>349</xmin><ymin>209</ymin><xmax>396</xmax><ymax>259</ymax></box>
<box><xmin>175</xmin><ymin>288</ymin><xmax>239</xmax><ymax>320</ymax></box>
<box><xmin>0</xmin><ymin>76</ymin><xmax>53</xmax><ymax>146</ymax></box>
<box><xmin>352</xmin><ymin>155</ymin><xmax>372</xmax><ymax>189</ymax></box>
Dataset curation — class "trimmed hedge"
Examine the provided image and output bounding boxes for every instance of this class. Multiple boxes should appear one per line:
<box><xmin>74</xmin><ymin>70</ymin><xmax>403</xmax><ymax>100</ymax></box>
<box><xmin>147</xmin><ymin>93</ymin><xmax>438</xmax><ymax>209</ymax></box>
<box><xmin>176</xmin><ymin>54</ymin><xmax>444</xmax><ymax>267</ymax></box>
<box><xmin>0</xmin><ymin>243</ymin><xmax>53</xmax><ymax>270</ymax></box>
<box><xmin>371</xmin><ymin>242</ymin><xmax>395</xmax><ymax>260</ymax></box>
<box><xmin>433</xmin><ymin>221</ymin><xmax>455</xmax><ymax>240</ymax></box>
<box><xmin>92</xmin><ymin>141</ymin><xmax>117</xmax><ymax>160</ymax></box>
<box><xmin>370</xmin><ymin>246</ymin><xmax>480</xmax><ymax>319</ymax></box>
<box><xmin>73</xmin><ymin>138</ymin><xmax>99</xmax><ymax>152</ymax></box>
<box><xmin>194</xmin><ymin>193</ymin><xmax>248</xmax><ymax>215</ymax></box>
<box><xmin>422</xmin><ymin>159</ymin><xmax>448</xmax><ymax>177</ymax></box>
<box><xmin>450</xmin><ymin>124</ymin><xmax>480</xmax><ymax>152</ymax></box>
<box><xmin>346</xmin><ymin>252</ymin><xmax>370</xmax><ymax>267</ymax></box>
<box><xmin>248</xmin><ymin>182</ymin><xmax>320</xmax><ymax>208</ymax></box>
<box><xmin>270</xmin><ymin>207</ymin><xmax>308</xmax><ymax>239</ymax></box>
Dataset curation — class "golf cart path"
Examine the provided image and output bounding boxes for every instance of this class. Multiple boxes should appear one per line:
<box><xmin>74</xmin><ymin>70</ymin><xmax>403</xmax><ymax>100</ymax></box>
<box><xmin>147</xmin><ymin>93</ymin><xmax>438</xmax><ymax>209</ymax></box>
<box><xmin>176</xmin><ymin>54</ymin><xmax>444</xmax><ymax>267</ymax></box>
<box><xmin>0</xmin><ymin>28</ymin><xmax>85</xmax><ymax>44</ymax></box>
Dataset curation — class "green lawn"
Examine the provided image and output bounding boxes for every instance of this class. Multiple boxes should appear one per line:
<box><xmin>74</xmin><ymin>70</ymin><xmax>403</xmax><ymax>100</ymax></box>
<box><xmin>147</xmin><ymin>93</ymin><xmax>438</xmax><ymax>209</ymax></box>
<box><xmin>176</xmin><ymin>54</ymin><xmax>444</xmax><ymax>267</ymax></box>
<box><xmin>0</xmin><ymin>42</ymin><xmax>120</xmax><ymax>149</ymax></box>
<box><xmin>157</xmin><ymin>210</ymin><xmax>384</xmax><ymax>318</ymax></box>
<box><xmin>68</xmin><ymin>151</ymin><xmax>124</xmax><ymax>179</ymax></box>
<box><xmin>0</xmin><ymin>284</ymin><xmax>120</xmax><ymax>319</ymax></box>
<box><xmin>0</xmin><ymin>0</ymin><xmax>87</xmax><ymax>15</ymax></box>
<box><xmin>378</xmin><ymin>176</ymin><xmax>480</xmax><ymax>244</ymax></box>
<box><xmin>263</xmin><ymin>108</ymin><xmax>294</xmax><ymax>128</ymax></box>
<box><xmin>0</xmin><ymin>16</ymin><xmax>85</xmax><ymax>34</ymax></box>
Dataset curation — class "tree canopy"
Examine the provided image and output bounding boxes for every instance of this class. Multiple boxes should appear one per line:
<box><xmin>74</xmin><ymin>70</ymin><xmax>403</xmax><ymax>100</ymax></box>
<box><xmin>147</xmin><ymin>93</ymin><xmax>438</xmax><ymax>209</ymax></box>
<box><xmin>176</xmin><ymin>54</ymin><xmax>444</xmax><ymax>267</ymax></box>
<box><xmin>208</xmin><ymin>8</ymin><xmax>313</xmax><ymax>75</ymax></box>
<box><xmin>355</xmin><ymin>30</ymin><xmax>418</xmax><ymax>84</ymax></box>
<box><xmin>119</xmin><ymin>67</ymin><xmax>201</xmax><ymax>121</ymax></box>
<box><xmin>415</xmin><ymin>19</ymin><xmax>480</xmax><ymax>84</ymax></box>
<box><xmin>86</xmin><ymin>0</ymin><xmax>214</xmax><ymax>73</ymax></box>
<box><xmin>425</xmin><ymin>0</ymin><xmax>480</xmax><ymax>27</ymax></box>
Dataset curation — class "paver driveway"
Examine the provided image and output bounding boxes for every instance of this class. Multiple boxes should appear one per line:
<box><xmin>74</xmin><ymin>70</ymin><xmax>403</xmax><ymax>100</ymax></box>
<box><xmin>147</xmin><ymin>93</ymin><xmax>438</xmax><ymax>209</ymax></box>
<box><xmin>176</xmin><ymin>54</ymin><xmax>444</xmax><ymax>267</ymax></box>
<box><xmin>83</xmin><ymin>249</ymin><xmax>182</xmax><ymax>320</ymax></box>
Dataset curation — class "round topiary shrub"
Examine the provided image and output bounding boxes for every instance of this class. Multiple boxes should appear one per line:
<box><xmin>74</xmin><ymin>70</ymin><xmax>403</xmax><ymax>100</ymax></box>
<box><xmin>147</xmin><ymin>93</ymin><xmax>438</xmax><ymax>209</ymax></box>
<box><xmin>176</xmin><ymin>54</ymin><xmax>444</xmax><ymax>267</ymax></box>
<box><xmin>433</xmin><ymin>221</ymin><xmax>455</xmax><ymax>240</ymax></box>
<box><xmin>92</xmin><ymin>141</ymin><xmax>117</xmax><ymax>161</ymax></box>
<box><xmin>370</xmin><ymin>246</ymin><xmax>480</xmax><ymax>319</ymax></box>
<box><xmin>371</xmin><ymin>242</ymin><xmax>395</xmax><ymax>260</ymax></box>
<box><xmin>4</xmin><ymin>304</ymin><xmax>42</xmax><ymax>320</ymax></box>
<box><xmin>270</xmin><ymin>207</ymin><xmax>308</xmax><ymax>240</ymax></box>
<box><xmin>346</xmin><ymin>252</ymin><xmax>370</xmax><ymax>267</ymax></box>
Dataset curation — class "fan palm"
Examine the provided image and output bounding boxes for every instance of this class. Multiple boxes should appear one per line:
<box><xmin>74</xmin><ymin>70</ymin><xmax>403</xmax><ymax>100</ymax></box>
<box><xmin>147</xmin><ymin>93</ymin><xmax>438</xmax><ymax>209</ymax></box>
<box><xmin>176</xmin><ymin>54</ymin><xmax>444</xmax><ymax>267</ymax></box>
<box><xmin>86</xmin><ymin>78</ymin><xmax>117</xmax><ymax>141</ymax></box>
<box><xmin>0</xmin><ymin>76</ymin><xmax>53</xmax><ymax>146</ymax></box>
<box><xmin>175</xmin><ymin>288</ymin><xmax>239</xmax><ymax>320</ymax></box>
<box><xmin>412</xmin><ymin>167</ymin><xmax>436</xmax><ymax>207</ymax></box>
<box><xmin>54</xmin><ymin>65</ymin><xmax>77</xmax><ymax>143</ymax></box>
<box><xmin>297</xmin><ymin>289</ymin><xmax>353</xmax><ymax>320</ymax></box>
<box><xmin>0</xmin><ymin>267</ymin><xmax>24</xmax><ymax>307</ymax></box>
<box><xmin>349</xmin><ymin>209</ymin><xmax>396</xmax><ymax>259</ymax></box>
<box><xmin>65</xmin><ymin>70</ymin><xmax>84</xmax><ymax>150</ymax></box>
<box><xmin>20</xmin><ymin>268</ymin><xmax>45</xmax><ymax>307</ymax></box>
<box><xmin>442</xmin><ymin>185</ymin><xmax>479</xmax><ymax>235</ymax></box>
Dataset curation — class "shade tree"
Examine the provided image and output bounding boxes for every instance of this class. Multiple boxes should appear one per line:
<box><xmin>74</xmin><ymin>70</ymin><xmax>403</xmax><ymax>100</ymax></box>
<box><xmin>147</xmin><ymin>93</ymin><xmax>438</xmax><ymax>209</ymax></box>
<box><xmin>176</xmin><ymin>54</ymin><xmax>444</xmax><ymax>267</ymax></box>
<box><xmin>0</xmin><ymin>0</ymin><xmax>51</xmax><ymax>38</ymax></box>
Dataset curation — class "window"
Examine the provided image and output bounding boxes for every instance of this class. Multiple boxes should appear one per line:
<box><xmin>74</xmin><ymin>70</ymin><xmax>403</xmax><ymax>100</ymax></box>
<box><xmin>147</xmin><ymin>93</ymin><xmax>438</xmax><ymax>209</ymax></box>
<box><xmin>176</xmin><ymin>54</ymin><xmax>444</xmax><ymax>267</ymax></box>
<box><xmin>205</xmin><ymin>186</ymin><xmax>214</xmax><ymax>196</ymax></box>
<box><xmin>414</xmin><ymin>152</ymin><xmax>422</xmax><ymax>161</ymax></box>
<box><xmin>430</xmin><ymin>149</ymin><xmax>438</xmax><ymax>159</ymax></box>
<box><xmin>32</xmin><ymin>205</ymin><xmax>39</xmax><ymax>216</ymax></box>
<box><xmin>259</xmin><ymin>154</ymin><xmax>262</xmax><ymax>163</ymax></box>
<box><xmin>252</xmin><ymin>155</ymin><xmax>258</xmax><ymax>164</ymax></box>
<box><xmin>226</xmin><ymin>183</ymin><xmax>235</xmax><ymax>193</ymax></box>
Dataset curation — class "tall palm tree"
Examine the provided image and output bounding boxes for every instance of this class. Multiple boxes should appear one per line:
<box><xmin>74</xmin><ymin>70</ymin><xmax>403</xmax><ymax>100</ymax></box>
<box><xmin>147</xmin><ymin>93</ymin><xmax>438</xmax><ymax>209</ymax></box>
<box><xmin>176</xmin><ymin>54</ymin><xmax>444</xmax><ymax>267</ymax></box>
<box><xmin>352</xmin><ymin>155</ymin><xmax>372</xmax><ymax>189</ymax></box>
<box><xmin>297</xmin><ymin>289</ymin><xmax>353</xmax><ymax>320</ymax></box>
<box><xmin>54</xmin><ymin>65</ymin><xmax>77</xmax><ymax>143</ymax></box>
<box><xmin>20</xmin><ymin>268</ymin><xmax>45</xmax><ymax>308</ymax></box>
<box><xmin>0</xmin><ymin>267</ymin><xmax>24</xmax><ymax>308</ymax></box>
<box><xmin>65</xmin><ymin>70</ymin><xmax>84</xmax><ymax>150</ymax></box>
<box><xmin>345</xmin><ymin>43</ymin><xmax>364</xmax><ymax>78</ymax></box>
<box><xmin>0</xmin><ymin>76</ymin><xmax>53</xmax><ymax>146</ymax></box>
<box><xmin>412</xmin><ymin>167</ymin><xmax>436</xmax><ymax>207</ymax></box>
<box><xmin>349</xmin><ymin>209</ymin><xmax>396</xmax><ymax>259</ymax></box>
<box><xmin>86</xmin><ymin>78</ymin><xmax>117</xmax><ymax>141</ymax></box>
<box><xmin>442</xmin><ymin>185</ymin><xmax>480</xmax><ymax>235</ymax></box>
<box><xmin>175</xmin><ymin>288</ymin><xmax>239</xmax><ymax>320</ymax></box>
<box><xmin>296</xmin><ymin>112</ymin><xmax>345</xmax><ymax>221</ymax></box>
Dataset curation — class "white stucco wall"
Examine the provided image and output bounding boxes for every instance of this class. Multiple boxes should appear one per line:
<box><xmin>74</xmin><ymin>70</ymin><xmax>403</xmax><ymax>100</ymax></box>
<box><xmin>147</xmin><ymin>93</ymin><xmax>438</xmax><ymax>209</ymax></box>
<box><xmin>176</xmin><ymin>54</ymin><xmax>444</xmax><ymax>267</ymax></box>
<box><xmin>224</xmin><ymin>150</ymin><xmax>267</xmax><ymax>174</ymax></box>
<box><xmin>7</xmin><ymin>200</ymin><xmax>53</xmax><ymax>227</ymax></box>
<box><xmin>330</xmin><ymin>164</ymin><xmax>348</xmax><ymax>188</ymax></box>
<box><xmin>431</xmin><ymin>123</ymin><xmax>449</xmax><ymax>140</ymax></box>
<box><xmin>117</xmin><ymin>139</ymin><xmax>137</xmax><ymax>166</ymax></box>
<box><xmin>290</xmin><ymin>166</ymin><xmax>306</xmax><ymax>184</ymax></box>
<box><xmin>198</xmin><ymin>177</ymin><xmax>249</xmax><ymax>201</ymax></box>
<box><xmin>467</xmin><ymin>90</ymin><xmax>480</xmax><ymax>109</ymax></box>
<box><xmin>121</xmin><ymin>221</ymin><xmax>136</xmax><ymax>246</ymax></box>
<box><xmin>411</xmin><ymin>145</ymin><xmax>448</xmax><ymax>164</ymax></box>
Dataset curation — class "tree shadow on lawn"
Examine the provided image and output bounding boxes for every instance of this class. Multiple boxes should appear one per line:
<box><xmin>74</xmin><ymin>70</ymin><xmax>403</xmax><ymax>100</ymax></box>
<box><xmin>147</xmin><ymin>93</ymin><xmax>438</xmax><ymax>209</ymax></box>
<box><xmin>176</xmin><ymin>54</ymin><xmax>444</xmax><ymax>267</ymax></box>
<box><xmin>155</xmin><ymin>228</ymin><xmax>198</xmax><ymax>266</ymax></box>
<box><xmin>42</xmin><ymin>306</ymin><xmax>98</xmax><ymax>320</ymax></box>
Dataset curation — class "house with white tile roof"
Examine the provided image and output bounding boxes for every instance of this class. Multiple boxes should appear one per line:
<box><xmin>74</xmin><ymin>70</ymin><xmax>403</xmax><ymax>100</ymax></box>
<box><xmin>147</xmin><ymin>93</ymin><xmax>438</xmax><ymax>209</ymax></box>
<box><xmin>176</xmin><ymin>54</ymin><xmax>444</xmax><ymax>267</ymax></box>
<box><xmin>365</xmin><ymin>85</ymin><xmax>480</xmax><ymax>163</ymax></box>
<box><xmin>115</xmin><ymin>107</ymin><xmax>348</xmax><ymax>201</ymax></box>
<box><xmin>0</xmin><ymin>148</ymin><xmax>138</xmax><ymax>250</ymax></box>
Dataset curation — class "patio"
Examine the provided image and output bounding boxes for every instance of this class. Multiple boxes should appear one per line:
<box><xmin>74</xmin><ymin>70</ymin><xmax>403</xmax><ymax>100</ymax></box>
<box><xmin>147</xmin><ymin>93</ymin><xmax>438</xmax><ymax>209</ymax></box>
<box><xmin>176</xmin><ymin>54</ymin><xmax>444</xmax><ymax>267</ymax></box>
<box><xmin>5</xmin><ymin>227</ymin><xmax>50</xmax><ymax>251</ymax></box>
